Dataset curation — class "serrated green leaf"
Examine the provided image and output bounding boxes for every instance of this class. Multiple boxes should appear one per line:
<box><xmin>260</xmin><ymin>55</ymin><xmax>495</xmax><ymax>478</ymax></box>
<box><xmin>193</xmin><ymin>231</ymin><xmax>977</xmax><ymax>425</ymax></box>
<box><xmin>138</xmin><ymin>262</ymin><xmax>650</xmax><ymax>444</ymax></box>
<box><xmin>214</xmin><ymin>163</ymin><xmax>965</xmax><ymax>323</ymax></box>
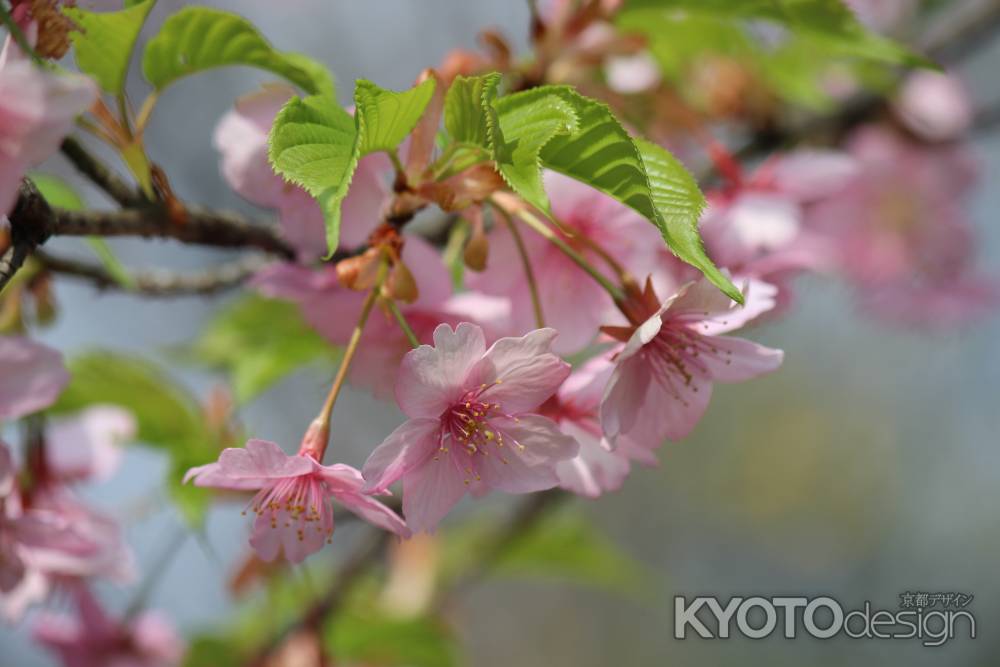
<box><xmin>269</xmin><ymin>79</ymin><xmax>437</xmax><ymax>256</ymax></box>
<box><xmin>619</xmin><ymin>0</ymin><xmax>932</xmax><ymax>68</ymax></box>
<box><xmin>443</xmin><ymin>73</ymin><xmax>502</xmax><ymax>147</ymax></box>
<box><xmin>634</xmin><ymin>137</ymin><xmax>732</xmax><ymax>298</ymax></box>
<box><xmin>142</xmin><ymin>7</ymin><xmax>333</xmax><ymax>94</ymax></box>
<box><xmin>526</xmin><ymin>87</ymin><xmax>737</xmax><ymax>301</ymax></box>
<box><xmin>325</xmin><ymin>612</ymin><xmax>459</xmax><ymax>667</ymax></box>
<box><xmin>64</xmin><ymin>0</ymin><xmax>154</xmax><ymax>94</ymax></box>
<box><xmin>355</xmin><ymin>78</ymin><xmax>437</xmax><ymax>154</ymax></box>
<box><xmin>183</xmin><ymin>294</ymin><xmax>339</xmax><ymax>404</ymax></box>
<box><xmin>490</xmin><ymin>86</ymin><xmax>579</xmax><ymax>212</ymax></box>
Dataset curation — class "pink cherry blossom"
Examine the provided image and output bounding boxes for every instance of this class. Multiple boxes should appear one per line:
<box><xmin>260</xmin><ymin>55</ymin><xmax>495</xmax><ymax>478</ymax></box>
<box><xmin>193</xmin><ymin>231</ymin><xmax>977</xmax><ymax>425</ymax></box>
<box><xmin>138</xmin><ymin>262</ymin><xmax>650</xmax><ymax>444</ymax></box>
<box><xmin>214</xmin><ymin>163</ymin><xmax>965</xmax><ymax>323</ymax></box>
<box><xmin>33</xmin><ymin>586</ymin><xmax>184</xmax><ymax>667</ymax></box>
<box><xmin>893</xmin><ymin>71</ymin><xmax>973</xmax><ymax>142</ymax></box>
<box><xmin>469</xmin><ymin>171</ymin><xmax>661</xmax><ymax>354</ymax></box>
<box><xmin>45</xmin><ymin>406</ymin><xmax>135</xmax><ymax>483</ymax></box>
<box><xmin>605</xmin><ymin>52</ymin><xmax>661</xmax><ymax>94</ymax></box>
<box><xmin>185</xmin><ymin>438</ymin><xmax>409</xmax><ymax>563</ymax></box>
<box><xmin>254</xmin><ymin>235</ymin><xmax>509</xmax><ymax>398</ymax></box>
<box><xmin>213</xmin><ymin>84</ymin><xmax>390</xmax><ymax>259</ymax></box>
<box><xmin>601</xmin><ymin>277</ymin><xmax>783</xmax><ymax>445</ymax></box>
<box><xmin>808</xmin><ymin>125</ymin><xmax>996</xmax><ymax>328</ymax></box>
<box><xmin>1</xmin><ymin>442</ymin><xmax>131</xmax><ymax>621</ymax></box>
<box><xmin>361</xmin><ymin>323</ymin><xmax>578</xmax><ymax>532</ymax></box>
<box><xmin>0</xmin><ymin>37</ymin><xmax>97</xmax><ymax>215</ymax></box>
<box><xmin>542</xmin><ymin>356</ymin><xmax>659</xmax><ymax>498</ymax></box>
<box><xmin>0</xmin><ymin>336</ymin><xmax>70</xmax><ymax>421</ymax></box>
<box><xmin>698</xmin><ymin>150</ymin><xmax>857</xmax><ymax>316</ymax></box>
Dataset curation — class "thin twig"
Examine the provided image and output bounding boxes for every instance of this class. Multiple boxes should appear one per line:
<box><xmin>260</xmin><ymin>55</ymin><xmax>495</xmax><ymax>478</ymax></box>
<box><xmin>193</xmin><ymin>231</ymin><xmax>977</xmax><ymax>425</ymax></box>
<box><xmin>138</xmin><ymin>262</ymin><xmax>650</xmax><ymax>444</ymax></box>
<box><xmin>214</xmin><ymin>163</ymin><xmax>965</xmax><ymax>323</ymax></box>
<box><xmin>1</xmin><ymin>182</ymin><xmax>54</xmax><ymax>294</ymax></box>
<box><xmin>60</xmin><ymin>138</ymin><xmax>145</xmax><ymax>208</ymax></box>
<box><xmin>35</xmin><ymin>251</ymin><xmax>272</xmax><ymax>297</ymax></box>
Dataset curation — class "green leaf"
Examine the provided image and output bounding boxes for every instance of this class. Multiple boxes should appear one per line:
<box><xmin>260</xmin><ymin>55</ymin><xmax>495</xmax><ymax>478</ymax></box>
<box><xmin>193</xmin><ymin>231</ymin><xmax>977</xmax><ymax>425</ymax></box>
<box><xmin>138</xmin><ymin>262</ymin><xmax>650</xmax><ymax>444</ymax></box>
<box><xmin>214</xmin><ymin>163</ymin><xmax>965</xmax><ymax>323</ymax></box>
<box><xmin>269</xmin><ymin>79</ymin><xmax>437</xmax><ymax>255</ymax></box>
<box><xmin>325</xmin><ymin>612</ymin><xmax>459</xmax><ymax>667</ymax></box>
<box><xmin>142</xmin><ymin>7</ymin><xmax>333</xmax><ymax>94</ymax></box>
<box><xmin>489</xmin><ymin>86</ymin><xmax>579</xmax><ymax>213</ymax></box>
<box><xmin>355</xmin><ymin>78</ymin><xmax>437</xmax><ymax>154</ymax></box>
<box><xmin>29</xmin><ymin>173</ymin><xmax>84</xmax><ymax>210</ymax></box>
<box><xmin>633</xmin><ymin>138</ymin><xmax>729</xmax><ymax>298</ymax></box>
<box><xmin>619</xmin><ymin>0</ymin><xmax>932</xmax><ymax>68</ymax></box>
<box><xmin>64</xmin><ymin>0</ymin><xmax>155</xmax><ymax>94</ymax></box>
<box><xmin>183</xmin><ymin>636</ymin><xmax>244</xmax><ymax>667</ymax></box>
<box><xmin>443</xmin><ymin>73</ymin><xmax>502</xmax><ymax>148</ymax></box>
<box><xmin>504</xmin><ymin>87</ymin><xmax>737</xmax><ymax>301</ymax></box>
<box><xmin>183</xmin><ymin>294</ymin><xmax>339</xmax><ymax>404</ymax></box>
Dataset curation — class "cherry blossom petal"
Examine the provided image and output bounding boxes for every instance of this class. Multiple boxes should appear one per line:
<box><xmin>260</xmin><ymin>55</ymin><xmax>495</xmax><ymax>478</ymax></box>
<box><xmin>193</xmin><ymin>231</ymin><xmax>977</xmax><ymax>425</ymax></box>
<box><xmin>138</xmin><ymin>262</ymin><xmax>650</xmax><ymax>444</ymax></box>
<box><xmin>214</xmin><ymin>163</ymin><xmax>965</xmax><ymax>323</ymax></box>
<box><xmin>698</xmin><ymin>336</ymin><xmax>785</xmax><ymax>382</ymax></box>
<box><xmin>218</xmin><ymin>439</ymin><xmax>313</xmax><ymax>480</ymax></box>
<box><xmin>556</xmin><ymin>422</ymin><xmax>631</xmax><ymax>498</ymax></box>
<box><xmin>894</xmin><ymin>71</ymin><xmax>972</xmax><ymax>142</ymax></box>
<box><xmin>492</xmin><ymin>415</ymin><xmax>578</xmax><ymax>468</ymax></box>
<box><xmin>395</xmin><ymin>323</ymin><xmax>486</xmax><ymax>418</ymax></box>
<box><xmin>600</xmin><ymin>353</ymin><xmax>650</xmax><ymax>442</ymax></box>
<box><xmin>0</xmin><ymin>337</ymin><xmax>69</xmax><ymax>421</ymax></box>
<box><xmin>473</xmin><ymin>329</ymin><xmax>571</xmax><ymax>413</ymax></box>
<box><xmin>361</xmin><ymin>418</ymin><xmax>440</xmax><ymax>493</ymax></box>
<box><xmin>402</xmin><ymin>456</ymin><xmax>468</xmax><ymax>533</ymax></box>
<box><xmin>45</xmin><ymin>406</ymin><xmax>135</xmax><ymax>483</ymax></box>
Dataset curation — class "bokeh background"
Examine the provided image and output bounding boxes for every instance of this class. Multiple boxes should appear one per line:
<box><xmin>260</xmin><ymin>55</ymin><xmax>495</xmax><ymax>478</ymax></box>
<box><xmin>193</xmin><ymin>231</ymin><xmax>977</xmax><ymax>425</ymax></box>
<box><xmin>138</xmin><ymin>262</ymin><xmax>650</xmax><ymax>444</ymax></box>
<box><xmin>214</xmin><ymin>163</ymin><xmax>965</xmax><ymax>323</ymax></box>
<box><xmin>2</xmin><ymin>1</ymin><xmax>999</xmax><ymax>664</ymax></box>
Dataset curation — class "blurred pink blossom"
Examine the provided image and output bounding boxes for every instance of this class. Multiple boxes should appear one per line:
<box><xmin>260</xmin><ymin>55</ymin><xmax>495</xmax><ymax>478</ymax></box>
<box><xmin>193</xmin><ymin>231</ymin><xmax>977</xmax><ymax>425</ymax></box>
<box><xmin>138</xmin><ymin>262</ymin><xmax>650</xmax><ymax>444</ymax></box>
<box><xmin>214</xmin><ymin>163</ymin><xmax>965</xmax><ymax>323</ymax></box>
<box><xmin>893</xmin><ymin>71</ymin><xmax>973</xmax><ymax>142</ymax></box>
<box><xmin>45</xmin><ymin>406</ymin><xmax>135</xmax><ymax>483</ymax></box>
<box><xmin>0</xmin><ymin>336</ymin><xmax>69</xmax><ymax>421</ymax></box>
<box><xmin>362</xmin><ymin>323</ymin><xmax>577</xmax><ymax>532</ymax></box>
<box><xmin>809</xmin><ymin>126</ymin><xmax>997</xmax><ymax>328</ymax></box>
<box><xmin>0</xmin><ymin>37</ymin><xmax>96</xmax><ymax>215</ymax></box>
<box><xmin>605</xmin><ymin>52</ymin><xmax>661</xmax><ymax>94</ymax></box>
<box><xmin>33</xmin><ymin>586</ymin><xmax>184</xmax><ymax>667</ymax></box>
<box><xmin>185</xmin><ymin>438</ymin><xmax>409</xmax><ymax>563</ymax></box>
<box><xmin>601</xmin><ymin>277</ymin><xmax>783</xmax><ymax>445</ymax></box>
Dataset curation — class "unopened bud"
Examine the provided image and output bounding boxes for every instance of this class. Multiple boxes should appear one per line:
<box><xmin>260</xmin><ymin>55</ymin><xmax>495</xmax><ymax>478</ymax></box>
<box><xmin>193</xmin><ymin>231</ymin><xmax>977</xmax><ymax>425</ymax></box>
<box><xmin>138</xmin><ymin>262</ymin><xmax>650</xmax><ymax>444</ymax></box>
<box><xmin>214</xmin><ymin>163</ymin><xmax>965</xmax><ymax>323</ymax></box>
<box><xmin>385</xmin><ymin>260</ymin><xmax>418</xmax><ymax>304</ymax></box>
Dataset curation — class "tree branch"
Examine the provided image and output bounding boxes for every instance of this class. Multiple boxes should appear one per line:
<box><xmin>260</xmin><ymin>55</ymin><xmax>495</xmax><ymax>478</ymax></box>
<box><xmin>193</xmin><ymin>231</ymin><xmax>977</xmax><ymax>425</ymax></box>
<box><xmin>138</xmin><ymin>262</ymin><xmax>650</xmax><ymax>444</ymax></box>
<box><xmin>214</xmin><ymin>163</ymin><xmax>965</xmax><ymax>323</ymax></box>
<box><xmin>60</xmin><ymin>137</ymin><xmax>145</xmax><ymax>208</ymax></box>
<box><xmin>35</xmin><ymin>251</ymin><xmax>272</xmax><ymax>297</ymax></box>
<box><xmin>1</xmin><ymin>182</ymin><xmax>54</xmax><ymax>294</ymax></box>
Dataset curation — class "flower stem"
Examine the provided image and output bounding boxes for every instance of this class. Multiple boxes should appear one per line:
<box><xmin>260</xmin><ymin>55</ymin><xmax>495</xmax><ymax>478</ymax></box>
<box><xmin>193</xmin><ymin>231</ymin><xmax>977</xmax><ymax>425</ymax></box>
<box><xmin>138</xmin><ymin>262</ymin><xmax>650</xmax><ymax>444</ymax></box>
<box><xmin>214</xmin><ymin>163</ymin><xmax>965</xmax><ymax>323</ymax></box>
<box><xmin>0</xmin><ymin>5</ymin><xmax>44</xmax><ymax>66</ymax></box>
<box><xmin>313</xmin><ymin>260</ymin><xmax>388</xmax><ymax>450</ymax></box>
<box><xmin>493</xmin><ymin>203</ymin><xmax>546</xmax><ymax>328</ymax></box>
<box><xmin>492</xmin><ymin>197</ymin><xmax>625</xmax><ymax>302</ymax></box>
<box><xmin>386</xmin><ymin>298</ymin><xmax>421</xmax><ymax>349</ymax></box>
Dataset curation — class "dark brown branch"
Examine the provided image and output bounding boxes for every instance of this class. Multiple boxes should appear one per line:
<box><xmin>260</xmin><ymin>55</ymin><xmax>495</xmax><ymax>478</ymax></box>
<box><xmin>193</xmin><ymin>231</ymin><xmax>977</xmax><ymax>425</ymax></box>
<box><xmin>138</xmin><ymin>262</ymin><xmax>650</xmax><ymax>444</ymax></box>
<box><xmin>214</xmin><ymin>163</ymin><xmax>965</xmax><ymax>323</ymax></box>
<box><xmin>1</xmin><ymin>182</ymin><xmax>54</xmax><ymax>294</ymax></box>
<box><xmin>247</xmin><ymin>530</ymin><xmax>390</xmax><ymax>667</ymax></box>
<box><xmin>60</xmin><ymin>137</ymin><xmax>145</xmax><ymax>208</ymax></box>
<box><xmin>35</xmin><ymin>251</ymin><xmax>272</xmax><ymax>297</ymax></box>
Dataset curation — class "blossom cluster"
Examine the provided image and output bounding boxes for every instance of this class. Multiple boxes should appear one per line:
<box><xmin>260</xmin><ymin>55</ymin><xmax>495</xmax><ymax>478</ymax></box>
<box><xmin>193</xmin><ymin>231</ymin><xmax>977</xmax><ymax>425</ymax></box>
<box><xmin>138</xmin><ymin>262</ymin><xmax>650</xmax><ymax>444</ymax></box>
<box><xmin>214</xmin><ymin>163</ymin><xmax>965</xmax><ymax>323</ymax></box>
<box><xmin>0</xmin><ymin>0</ymin><xmax>997</xmax><ymax>665</ymax></box>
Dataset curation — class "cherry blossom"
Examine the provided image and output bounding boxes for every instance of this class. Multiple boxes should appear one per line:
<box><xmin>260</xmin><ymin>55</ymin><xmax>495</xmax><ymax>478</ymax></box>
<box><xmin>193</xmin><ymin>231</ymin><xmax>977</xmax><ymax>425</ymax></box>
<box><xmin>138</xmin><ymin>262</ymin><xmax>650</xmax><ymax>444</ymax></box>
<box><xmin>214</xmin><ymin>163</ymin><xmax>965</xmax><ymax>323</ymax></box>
<box><xmin>33</xmin><ymin>585</ymin><xmax>184</xmax><ymax>667</ymax></box>
<box><xmin>0</xmin><ymin>37</ymin><xmax>97</xmax><ymax>215</ymax></box>
<box><xmin>601</xmin><ymin>277</ymin><xmax>784</xmax><ymax>445</ymax></box>
<box><xmin>362</xmin><ymin>323</ymin><xmax>577</xmax><ymax>532</ymax></box>
<box><xmin>893</xmin><ymin>70</ymin><xmax>973</xmax><ymax>142</ymax></box>
<box><xmin>0</xmin><ymin>336</ymin><xmax>69</xmax><ymax>421</ymax></box>
<box><xmin>185</xmin><ymin>437</ymin><xmax>409</xmax><ymax>563</ymax></box>
<box><xmin>809</xmin><ymin>126</ymin><xmax>996</xmax><ymax>328</ymax></box>
<box><xmin>542</xmin><ymin>356</ymin><xmax>658</xmax><ymax>498</ymax></box>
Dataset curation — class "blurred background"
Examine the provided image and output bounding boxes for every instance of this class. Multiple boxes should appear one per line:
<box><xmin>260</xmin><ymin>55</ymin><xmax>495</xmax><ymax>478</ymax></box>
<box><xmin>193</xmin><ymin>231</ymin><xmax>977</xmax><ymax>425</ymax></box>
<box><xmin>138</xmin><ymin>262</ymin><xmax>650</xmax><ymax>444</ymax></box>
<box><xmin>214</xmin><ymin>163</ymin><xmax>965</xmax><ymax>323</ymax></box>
<box><xmin>2</xmin><ymin>0</ymin><xmax>999</xmax><ymax>665</ymax></box>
